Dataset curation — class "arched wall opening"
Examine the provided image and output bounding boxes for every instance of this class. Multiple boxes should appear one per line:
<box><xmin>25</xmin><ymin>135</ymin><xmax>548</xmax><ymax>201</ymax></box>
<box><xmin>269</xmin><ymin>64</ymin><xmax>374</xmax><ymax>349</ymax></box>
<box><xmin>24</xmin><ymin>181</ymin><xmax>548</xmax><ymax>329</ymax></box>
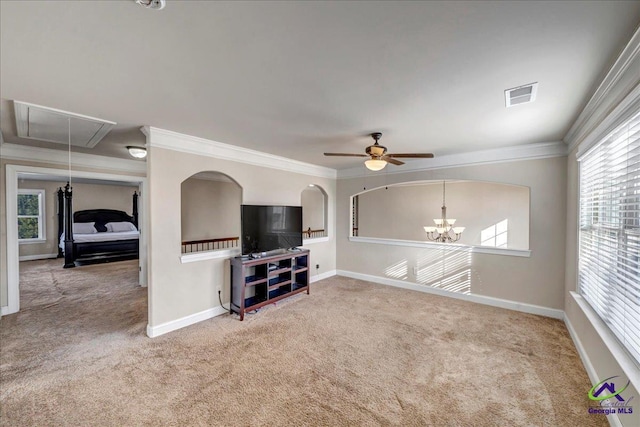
<box><xmin>301</xmin><ymin>184</ymin><xmax>328</xmax><ymax>240</ymax></box>
<box><xmin>180</xmin><ymin>171</ymin><xmax>243</xmax><ymax>254</ymax></box>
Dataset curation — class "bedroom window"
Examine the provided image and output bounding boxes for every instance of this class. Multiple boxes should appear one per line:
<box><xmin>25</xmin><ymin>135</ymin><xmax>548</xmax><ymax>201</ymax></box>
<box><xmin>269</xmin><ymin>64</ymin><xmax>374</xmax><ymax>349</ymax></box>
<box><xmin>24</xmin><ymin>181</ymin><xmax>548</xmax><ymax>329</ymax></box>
<box><xmin>578</xmin><ymin>109</ymin><xmax>640</xmax><ymax>365</ymax></box>
<box><xmin>18</xmin><ymin>189</ymin><xmax>45</xmax><ymax>242</ymax></box>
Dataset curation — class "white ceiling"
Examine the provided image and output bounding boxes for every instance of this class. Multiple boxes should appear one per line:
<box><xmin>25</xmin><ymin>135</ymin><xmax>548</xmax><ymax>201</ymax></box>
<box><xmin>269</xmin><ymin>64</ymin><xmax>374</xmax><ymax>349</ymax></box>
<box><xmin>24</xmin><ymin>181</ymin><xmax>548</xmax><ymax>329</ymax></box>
<box><xmin>1</xmin><ymin>1</ymin><xmax>639</xmax><ymax>169</ymax></box>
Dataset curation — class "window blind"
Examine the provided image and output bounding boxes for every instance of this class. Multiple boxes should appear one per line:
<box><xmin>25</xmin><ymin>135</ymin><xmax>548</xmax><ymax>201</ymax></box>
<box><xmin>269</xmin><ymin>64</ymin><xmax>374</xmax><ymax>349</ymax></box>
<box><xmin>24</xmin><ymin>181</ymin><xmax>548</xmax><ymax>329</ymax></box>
<box><xmin>578</xmin><ymin>109</ymin><xmax>640</xmax><ymax>366</ymax></box>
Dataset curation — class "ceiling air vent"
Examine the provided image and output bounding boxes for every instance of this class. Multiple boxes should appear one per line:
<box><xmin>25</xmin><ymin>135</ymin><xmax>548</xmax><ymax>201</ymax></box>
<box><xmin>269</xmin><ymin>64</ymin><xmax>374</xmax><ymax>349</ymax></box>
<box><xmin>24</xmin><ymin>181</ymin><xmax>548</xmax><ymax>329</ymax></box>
<box><xmin>13</xmin><ymin>101</ymin><xmax>116</xmax><ymax>148</ymax></box>
<box><xmin>504</xmin><ymin>82</ymin><xmax>538</xmax><ymax>108</ymax></box>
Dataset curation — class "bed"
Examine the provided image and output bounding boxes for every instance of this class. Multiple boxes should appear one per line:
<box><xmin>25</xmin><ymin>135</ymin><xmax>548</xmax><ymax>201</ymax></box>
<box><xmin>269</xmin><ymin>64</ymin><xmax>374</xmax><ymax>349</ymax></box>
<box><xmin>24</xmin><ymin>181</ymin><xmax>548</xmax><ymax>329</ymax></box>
<box><xmin>57</xmin><ymin>183</ymin><xmax>139</xmax><ymax>268</ymax></box>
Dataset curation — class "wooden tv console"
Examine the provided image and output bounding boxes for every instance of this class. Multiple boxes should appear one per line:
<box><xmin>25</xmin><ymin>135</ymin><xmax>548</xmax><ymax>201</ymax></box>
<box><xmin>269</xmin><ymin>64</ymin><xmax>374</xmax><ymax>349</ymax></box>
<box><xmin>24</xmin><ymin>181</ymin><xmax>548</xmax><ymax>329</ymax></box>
<box><xmin>230</xmin><ymin>249</ymin><xmax>310</xmax><ymax>320</ymax></box>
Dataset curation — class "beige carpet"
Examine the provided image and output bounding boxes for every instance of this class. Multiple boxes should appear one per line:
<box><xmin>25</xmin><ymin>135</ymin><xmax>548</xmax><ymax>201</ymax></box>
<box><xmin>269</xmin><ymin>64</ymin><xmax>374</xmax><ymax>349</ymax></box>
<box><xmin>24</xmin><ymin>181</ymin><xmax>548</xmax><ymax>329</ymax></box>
<box><xmin>1</xmin><ymin>259</ymin><xmax>605</xmax><ymax>426</ymax></box>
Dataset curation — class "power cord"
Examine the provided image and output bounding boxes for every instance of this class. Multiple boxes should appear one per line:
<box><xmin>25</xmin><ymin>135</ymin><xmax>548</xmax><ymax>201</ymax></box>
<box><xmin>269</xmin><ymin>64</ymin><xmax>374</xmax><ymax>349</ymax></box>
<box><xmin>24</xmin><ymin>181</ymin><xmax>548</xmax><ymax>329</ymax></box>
<box><xmin>220</xmin><ymin>290</ymin><xmax>259</xmax><ymax>315</ymax></box>
<box><xmin>218</xmin><ymin>290</ymin><xmax>230</xmax><ymax>311</ymax></box>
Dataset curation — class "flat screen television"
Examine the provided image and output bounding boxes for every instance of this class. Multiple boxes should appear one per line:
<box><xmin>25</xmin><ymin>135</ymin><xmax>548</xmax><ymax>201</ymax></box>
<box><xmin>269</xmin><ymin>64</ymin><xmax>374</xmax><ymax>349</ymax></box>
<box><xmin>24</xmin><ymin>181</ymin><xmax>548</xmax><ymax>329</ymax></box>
<box><xmin>241</xmin><ymin>205</ymin><xmax>303</xmax><ymax>255</ymax></box>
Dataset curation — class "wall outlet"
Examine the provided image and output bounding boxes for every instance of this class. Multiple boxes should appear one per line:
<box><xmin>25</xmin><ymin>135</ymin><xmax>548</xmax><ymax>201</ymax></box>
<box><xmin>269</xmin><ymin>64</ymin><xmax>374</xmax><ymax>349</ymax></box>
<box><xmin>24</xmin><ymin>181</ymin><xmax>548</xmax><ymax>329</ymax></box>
<box><xmin>316</xmin><ymin>264</ymin><xmax>320</xmax><ymax>269</ymax></box>
<box><xmin>216</xmin><ymin>284</ymin><xmax>222</xmax><ymax>293</ymax></box>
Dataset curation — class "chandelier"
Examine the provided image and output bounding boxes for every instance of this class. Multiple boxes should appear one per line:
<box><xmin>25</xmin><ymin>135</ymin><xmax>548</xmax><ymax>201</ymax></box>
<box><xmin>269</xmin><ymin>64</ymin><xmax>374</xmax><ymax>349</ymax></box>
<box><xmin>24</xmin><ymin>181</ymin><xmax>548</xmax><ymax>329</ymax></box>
<box><xmin>424</xmin><ymin>181</ymin><xmax>465</xmax><ymax>243</ymax></box>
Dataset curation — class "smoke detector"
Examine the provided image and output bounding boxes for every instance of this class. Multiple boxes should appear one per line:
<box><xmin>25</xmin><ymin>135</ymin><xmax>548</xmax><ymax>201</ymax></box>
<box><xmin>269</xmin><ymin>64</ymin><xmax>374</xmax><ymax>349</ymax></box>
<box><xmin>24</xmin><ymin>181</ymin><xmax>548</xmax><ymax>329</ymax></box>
<box><xmin>135</xmin><ymin>0</ymin><xmax>166</xmax><ymax>10</ymax></box>
<box><xmin>505</xmin><ymin>82</ymin><xmax>538</xmax><ymax>107</ymax></box>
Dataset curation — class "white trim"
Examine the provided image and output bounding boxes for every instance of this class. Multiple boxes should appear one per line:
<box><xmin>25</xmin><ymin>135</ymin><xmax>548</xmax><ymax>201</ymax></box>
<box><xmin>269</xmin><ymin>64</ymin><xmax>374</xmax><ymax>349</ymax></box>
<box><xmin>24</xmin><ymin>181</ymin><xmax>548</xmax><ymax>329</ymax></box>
<box><xmin>563</xmin><ymin>312</ymin><xmax>599</xmax><ymax>384</ymax></box>
<box><xmin>1</xmin><ymin>305</ymin><xmax>16</xmax><ymax>316</ymax></box>
<box><xmin>143</xmin><ymin>126</ymin><xmax>336</xmax><ymax>179</ymax></box>
<box><xmin>565</xmin><ymin>26</ymin><xmax>640</xmax><ymax>150</ymax></box>
<box><xmin>5</xmin><ymin>166</ymin><xmax>20</xmax><ymax>314</ymax></box>
<box><xmin>302</xmin><ymin>236</ymin><xmax>330</xmax><ymax>245</ymax></box>
<box><xmin>19</xmin><ymin>253</ymin><xmax>58</xmax><ymax>262</ymax></box>
<box><xmin>337</xmin><ymin>270</ymin><xmax>563</xmax><ymax>319</ymax></box>
<box><xmin>565</xmin><ymin>308</ymin><xmax>624</xmax><ymax>427</ymax></box>
<box><xmin>310</xmin><ymin>269</ymin><xmax>337</xmax><ymax>283</ymax></box>
<box><xmin>575</xmin><ymin>84</ymin><xmax>640</xmax><ymax>160</ymax></box>
<box><xmin>18</xmin><ymin>239</ymin><xmax>47</xmax><ymax>245</ymax></box>
<box><xmin>0</xmin><ymin>143</ymin><xmax>146</xmax><ymax>174</ymax></box>
<box><xmin>337</xmin><ymin>141</ymin><xmax>567</xmax><ymax>179</ymax></box>
<box><xmin>5</xmin><ymin>164</ymin><xmax>147</xmax><ymax>315</ymax></box>
<box><xmin>146</xmin><ymin>305</ymin><xmax>228</xmax><ymax>338</ymax></box>
<box><xmin>180</xmin><ymin>248</ymin><xmax>241</xmax><ymax>264</ymax></box>
<box><xmin>570</xmin><ymin>292</ymin><xmax>640</xmax><ymax>390</ymax></box>
<box><xmin>349</xmin><ymin>236</ymin><xmax>531</xmax><ymax>258</ymax></box>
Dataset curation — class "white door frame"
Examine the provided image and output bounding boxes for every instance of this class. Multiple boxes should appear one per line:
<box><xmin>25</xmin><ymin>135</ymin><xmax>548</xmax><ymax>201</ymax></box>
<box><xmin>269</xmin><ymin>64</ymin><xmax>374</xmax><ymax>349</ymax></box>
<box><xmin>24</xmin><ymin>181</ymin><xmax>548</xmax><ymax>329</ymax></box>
<box><xmin>3</xmin><ymin>164</ymin><xmax>148</xmax><ymax>315</ymax></box>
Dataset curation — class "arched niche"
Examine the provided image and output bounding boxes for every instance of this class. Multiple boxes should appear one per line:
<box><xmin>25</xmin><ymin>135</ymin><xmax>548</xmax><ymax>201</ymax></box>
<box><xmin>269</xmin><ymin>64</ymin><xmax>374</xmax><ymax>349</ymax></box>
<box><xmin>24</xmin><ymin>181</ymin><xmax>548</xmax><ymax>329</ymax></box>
<box><xmin>351</xmin><ymin>180</ymin><xmax>530</xmax><ymax>250</ymax></box>
<box><xmin>180</xmin><ymin>171</ymin><xmax>242</xmax><ymax>253</ymax></box>
<box><xmin>301</xmin><ymin>184</ymin><xmax>328</xmax><ymax>240</ymax></box>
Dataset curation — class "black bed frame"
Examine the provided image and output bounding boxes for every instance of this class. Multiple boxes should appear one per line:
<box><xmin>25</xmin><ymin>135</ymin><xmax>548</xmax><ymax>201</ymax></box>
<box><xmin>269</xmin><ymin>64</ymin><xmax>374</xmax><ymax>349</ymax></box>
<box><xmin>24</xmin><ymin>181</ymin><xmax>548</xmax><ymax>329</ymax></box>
<box><xmin>57</xmin><ymin>183</ymin><xmax>139</xmax><ymax>268</ymax></box>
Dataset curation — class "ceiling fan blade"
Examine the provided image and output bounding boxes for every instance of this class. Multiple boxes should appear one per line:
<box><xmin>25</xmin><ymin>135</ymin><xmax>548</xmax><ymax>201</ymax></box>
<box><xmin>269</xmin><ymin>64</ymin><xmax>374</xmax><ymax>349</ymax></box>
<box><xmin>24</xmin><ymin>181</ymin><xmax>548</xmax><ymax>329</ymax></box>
<box><xmin>382</xmin><ymin>156</ymin><xmax>404</xmax><ymax>166</ymax></box>
<box><xmin>323</xmin><ymin>153</ymin><xmax>368</xmax><ymax>157</ymax></box>
<box><xmin>385</xmin><ymin>153</ymin><xmax>435</xmax><ymax>158</ymax></box>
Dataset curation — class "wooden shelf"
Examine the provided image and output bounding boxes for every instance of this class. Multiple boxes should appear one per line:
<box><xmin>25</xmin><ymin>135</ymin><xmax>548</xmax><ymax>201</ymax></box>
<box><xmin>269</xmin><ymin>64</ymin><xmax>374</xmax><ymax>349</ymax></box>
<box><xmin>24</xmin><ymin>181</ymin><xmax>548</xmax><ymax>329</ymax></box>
<box><xmin>230</xmin><ymin>249</ymin><xmax>310</xmax><ymax>320</ymax></box>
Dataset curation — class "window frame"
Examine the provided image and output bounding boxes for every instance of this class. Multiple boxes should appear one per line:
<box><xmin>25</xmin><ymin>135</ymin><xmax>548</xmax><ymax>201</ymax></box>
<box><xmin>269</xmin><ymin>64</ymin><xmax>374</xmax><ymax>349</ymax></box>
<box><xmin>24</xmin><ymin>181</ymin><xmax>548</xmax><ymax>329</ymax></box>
<box><xmin>17</xmin><ymin>189</ymin><xmax>46</xmax><ymax>243</ymax></box>
<box><xmin>577</xmin><ymin>109</ymin><xmax>640</xmax><ymax>367</ymax></box>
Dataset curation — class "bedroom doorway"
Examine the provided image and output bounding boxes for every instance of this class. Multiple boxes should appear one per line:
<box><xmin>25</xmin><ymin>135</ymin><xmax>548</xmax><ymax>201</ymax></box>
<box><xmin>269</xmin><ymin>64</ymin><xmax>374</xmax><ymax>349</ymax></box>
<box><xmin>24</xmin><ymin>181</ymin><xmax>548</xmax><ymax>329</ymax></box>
<box><xmin>3</xmin><ymin>164</ymin><xmax>147</xmax><ymax>316</ymax></box>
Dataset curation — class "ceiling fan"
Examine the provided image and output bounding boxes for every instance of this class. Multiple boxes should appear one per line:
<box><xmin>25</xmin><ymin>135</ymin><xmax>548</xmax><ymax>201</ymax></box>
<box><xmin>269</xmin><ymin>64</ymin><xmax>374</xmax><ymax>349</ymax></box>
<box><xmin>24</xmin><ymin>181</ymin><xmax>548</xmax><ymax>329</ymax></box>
<box><xmin>324</xmin><ymin>132</ymin><xmax>434</xmax><ymax>171</ymax></box>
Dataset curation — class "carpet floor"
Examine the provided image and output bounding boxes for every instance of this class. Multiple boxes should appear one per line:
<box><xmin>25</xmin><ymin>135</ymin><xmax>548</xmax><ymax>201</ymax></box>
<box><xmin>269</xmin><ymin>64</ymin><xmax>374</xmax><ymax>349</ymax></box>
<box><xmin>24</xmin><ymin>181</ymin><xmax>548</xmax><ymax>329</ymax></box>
<box><xmin>0</xmin><ymin>259</ymin><xmax>605</xmax><ymax>426</ymax></box>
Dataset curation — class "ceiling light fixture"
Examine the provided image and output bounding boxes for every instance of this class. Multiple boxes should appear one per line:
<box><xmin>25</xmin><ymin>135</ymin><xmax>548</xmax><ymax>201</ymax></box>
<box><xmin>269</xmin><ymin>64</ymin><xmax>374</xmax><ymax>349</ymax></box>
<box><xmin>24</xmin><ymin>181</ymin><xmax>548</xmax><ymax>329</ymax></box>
<box><xmin>127</xmin><ymin>146</ymin><xmax>147</xmax><ymax>159</ymax></box>
<box><xmin>365</xmin><ymin>158</ymin><xmax>387</xmax><ymax>171</ymax></box>
<box><xmin>135</xmin><ymin>0</ymin><xmax>166</xmax><ymax>10</ymax></box>
<box><xmin>424</xmin><ymin>181</ymin><xmax>465</xmax><ymax>243</ymax></box>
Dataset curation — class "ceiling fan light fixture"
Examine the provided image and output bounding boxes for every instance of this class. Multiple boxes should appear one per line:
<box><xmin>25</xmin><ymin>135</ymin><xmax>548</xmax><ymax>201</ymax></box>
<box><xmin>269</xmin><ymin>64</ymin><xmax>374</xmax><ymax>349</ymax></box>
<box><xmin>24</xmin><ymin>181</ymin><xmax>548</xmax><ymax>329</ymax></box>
<box><xmin>127</xmin><ymin>146</ymin><xmax>147</xmax><ymax>159</ymax></box>
<box><xmin>365</xmin><ymin>159</ymin><xmax>387</xmax><ymax>171</ymax></box>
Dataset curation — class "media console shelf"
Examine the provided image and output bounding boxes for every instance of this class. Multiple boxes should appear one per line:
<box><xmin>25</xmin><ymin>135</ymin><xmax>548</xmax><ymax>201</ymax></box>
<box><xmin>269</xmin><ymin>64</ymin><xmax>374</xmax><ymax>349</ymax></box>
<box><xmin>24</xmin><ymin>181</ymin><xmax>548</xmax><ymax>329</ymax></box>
<box><xmin>230</xmin><ymin>249</ymin><xmax>310</xmax><ymax>320</ymax></box>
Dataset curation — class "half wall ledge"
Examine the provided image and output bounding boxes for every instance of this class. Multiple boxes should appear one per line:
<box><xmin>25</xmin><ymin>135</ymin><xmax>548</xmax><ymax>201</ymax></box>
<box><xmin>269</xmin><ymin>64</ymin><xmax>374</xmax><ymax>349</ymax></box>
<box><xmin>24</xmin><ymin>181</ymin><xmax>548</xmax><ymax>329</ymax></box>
<box><xmin>348</xmin><ymin>236</ymin><xmax>531</xmax><ymax>258</ymax></box>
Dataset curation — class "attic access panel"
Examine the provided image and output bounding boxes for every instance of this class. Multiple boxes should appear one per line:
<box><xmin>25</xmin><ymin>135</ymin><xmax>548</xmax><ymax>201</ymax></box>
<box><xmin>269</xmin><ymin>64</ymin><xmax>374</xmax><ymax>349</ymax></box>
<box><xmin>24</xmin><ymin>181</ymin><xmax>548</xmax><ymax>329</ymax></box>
<box><xmin>14</xmin><ymin>101</ymin><xmax>116</xmax><ymax>148</ymax></box>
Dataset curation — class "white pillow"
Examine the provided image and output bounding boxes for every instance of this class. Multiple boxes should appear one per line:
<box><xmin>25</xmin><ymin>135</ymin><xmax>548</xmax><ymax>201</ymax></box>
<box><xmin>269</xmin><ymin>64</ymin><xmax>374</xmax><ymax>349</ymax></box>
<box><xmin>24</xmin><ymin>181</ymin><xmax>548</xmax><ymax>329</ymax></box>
<box><xmin>106</xmin><ymin>221</ymin><xmax>137</xmax><ymax>232</ymax></box>
<box><xmin>73</xmin><ymin>222</ymin><xmax>97</xmax><ymax>234</ymax></box>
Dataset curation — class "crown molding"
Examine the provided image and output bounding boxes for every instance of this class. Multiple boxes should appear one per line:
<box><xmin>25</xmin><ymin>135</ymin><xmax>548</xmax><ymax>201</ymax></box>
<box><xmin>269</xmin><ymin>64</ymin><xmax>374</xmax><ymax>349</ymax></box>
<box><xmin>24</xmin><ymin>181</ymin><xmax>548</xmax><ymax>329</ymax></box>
<box><xmin>564</xmin><ymin>26</ymin><xmax>640</xmax><ymax>150</ymax></box>
<box><xmin>0</xmin><ymin>143</ymin><xmax>146</xmax><ymax>174</ymax></box>
<box><xmin>575</xmin><ymin>83</ymin><xmax>640</xmax><ymax>159</ymax></box>
<box><xmin>142</xmin><ymin>126</ymin><xmax>337</xmax><ymax>179</ymax></box>
<box><xmin>336</xmin><ymin>141</ymin><xmax>567</xmax><ymax>179</ymax></box>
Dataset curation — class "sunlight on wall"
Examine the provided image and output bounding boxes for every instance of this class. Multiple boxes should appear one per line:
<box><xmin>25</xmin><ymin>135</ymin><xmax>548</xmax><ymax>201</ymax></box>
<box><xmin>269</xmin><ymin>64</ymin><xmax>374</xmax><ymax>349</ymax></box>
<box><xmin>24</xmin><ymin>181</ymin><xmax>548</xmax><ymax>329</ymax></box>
<box><xmin>415</xmin><ymin>248</ymin><xmax>471</xmax><ymax>294</ymax></box>
<box><xmin>481</xmin><ymin>219</ymin><xmax>508</xmax><ymax>247</ymax></box>
<box><xmin>384</xmin><ymin>259</ymin><xmax>408</xmax><ymax>280</ymax></box>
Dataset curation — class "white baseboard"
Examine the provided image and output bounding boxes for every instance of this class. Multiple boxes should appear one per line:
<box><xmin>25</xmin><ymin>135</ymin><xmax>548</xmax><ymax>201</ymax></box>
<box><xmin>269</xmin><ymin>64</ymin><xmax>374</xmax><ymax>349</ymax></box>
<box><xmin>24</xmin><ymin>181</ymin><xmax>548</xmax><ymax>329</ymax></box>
<box><xmin>146</xmin><ymin>305</ymin><xmax>228</xmax><ymax>338</ymax></box>
<box><xmin>1</xmin><ymin>305</ymin><xmax>18</xmax><ymax>316</ymax></box>
<box><xmin>19</xmin><ymin>253</ymin><xmax>58</xmax><ymax>262</ymax></box>
<box><xmin>563</xmin><ymin>313</ymin><xmax>599</xmax><ymax>384</ymax></box>
<box><xmin>563</xmin><ymin>314</ymin><xmax>623</xmax><ymax>427</ymax></box>
<box><xmin>336</xmin><ymin>270</ymin><xmax>564</xmax><ymax>320</ymax></box>
<box><xmin>146</xmin><ymin>271</ymin><xmax>336</xmax><ymax>338</ymax></box>
<box><xmin>311</xmin><ymin>269</ymin><xmax>337</xmax><ymax>283</ymax></box>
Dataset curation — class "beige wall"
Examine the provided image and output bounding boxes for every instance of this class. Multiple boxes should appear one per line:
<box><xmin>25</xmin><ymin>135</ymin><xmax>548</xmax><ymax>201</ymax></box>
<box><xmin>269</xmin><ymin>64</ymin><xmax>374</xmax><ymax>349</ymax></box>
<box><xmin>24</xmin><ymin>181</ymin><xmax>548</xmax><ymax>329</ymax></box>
<box><xmin>18</xmin><ymin>179</ymin><xmax>137</xmax><ymax>258</ymax></box>
<box><xmin>357</xmin><ymin>181</ymin><xmax>529</xmax><ymax>249</ymax></box>
<box><xmin>337</xmin><ymin>156</ymin><xmax>567</xmax><ymax>310</ymax></box>
<box><xmin>301</xmin><ymin>186</ymin><xmax>325</xmax><ymax>231</ymax></box>
<box><xmin>147</xmin><ymin>145</ymin><xmax>336</xmax><ymax>327</ymax></box>
<box><xmin>181</xmin><ymin>177</ymin><xmax>241</xmax><ymax>242</ymax></box>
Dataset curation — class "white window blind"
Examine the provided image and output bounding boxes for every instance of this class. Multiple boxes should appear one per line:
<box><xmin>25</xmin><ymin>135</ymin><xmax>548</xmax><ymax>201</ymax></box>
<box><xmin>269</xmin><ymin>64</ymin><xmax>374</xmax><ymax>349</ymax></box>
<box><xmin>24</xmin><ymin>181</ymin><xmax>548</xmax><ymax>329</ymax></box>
<box><xmin>578</xmin><ymin>109</ymin><xmax>640</xmax><ymax>366</ymax></box>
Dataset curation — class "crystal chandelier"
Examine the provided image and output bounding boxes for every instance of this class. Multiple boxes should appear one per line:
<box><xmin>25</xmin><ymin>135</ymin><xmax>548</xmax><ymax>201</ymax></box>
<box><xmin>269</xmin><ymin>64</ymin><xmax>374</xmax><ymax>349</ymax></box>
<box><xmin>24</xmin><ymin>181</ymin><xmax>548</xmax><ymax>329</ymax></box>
<box><xmin>424</xmin><ymin>181</ymin><xmax>465</xmax><ymax>243</ymax></box>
